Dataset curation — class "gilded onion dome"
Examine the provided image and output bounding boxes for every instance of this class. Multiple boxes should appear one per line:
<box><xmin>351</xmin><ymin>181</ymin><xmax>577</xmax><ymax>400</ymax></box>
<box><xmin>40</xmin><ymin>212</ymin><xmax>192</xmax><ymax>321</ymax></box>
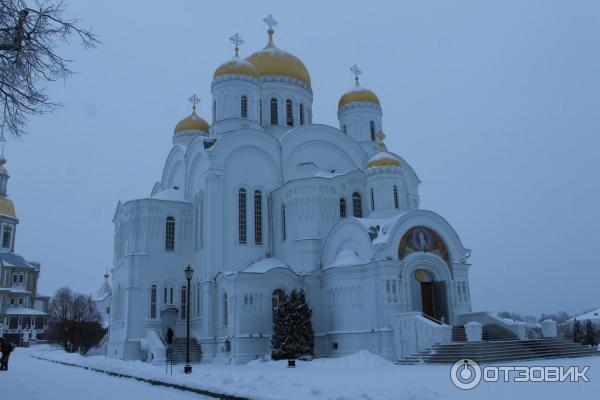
<box><xmin>245</xmin><ymin>17</ymin><xmax>311</xmax><ymax>86</ymax></box>
<box><xmin>213</xmin><ymin>57</ymin><xmax>259</xmax><ymax>79</ymax></box>
<box><xmin>367</xmin><ymin>152</ymin><xmax>401</xmax><ymax>168</ymax></box>
<box><xmin>174</xmin><ymin>95</ymin><xmax>209</xmax><ymax>134</ymax></box>
<box><xmin>367</xmin><ymin>131</ymin><xmax>400</xmax><ymax>168</ymax></box>
<box><xmin>339</xmin><ymin>64</ymin><xmax>380</xmax><ymax>108</ymax></box>
<box><xmin>213</xmin><ymin>33</ymin><xmax>259</xmax><ymax>80</ymax></box>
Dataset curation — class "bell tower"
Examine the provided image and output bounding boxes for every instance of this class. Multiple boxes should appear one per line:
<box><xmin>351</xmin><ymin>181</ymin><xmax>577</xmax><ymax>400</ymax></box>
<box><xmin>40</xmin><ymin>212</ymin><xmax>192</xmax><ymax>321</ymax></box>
<box><xmin>0</xmin><ymin>143</ymin><xmax>18</xmax><ymax>252</ymax></box>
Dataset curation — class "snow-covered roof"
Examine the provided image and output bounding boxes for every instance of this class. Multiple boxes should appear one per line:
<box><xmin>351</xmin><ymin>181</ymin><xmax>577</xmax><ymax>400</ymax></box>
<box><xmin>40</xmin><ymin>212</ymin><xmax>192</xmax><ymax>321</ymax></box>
<box><xmin>5</xmin><ymin>307</ymin><xmax>47</xmax><ymax>316</ymax></box>
<box><xmin>150</xmin><ymin>188</ymin><xmax>187</xmax><ymax>202</ymax></box>
<box><xmin>0</xmin><ymin>251</ymin><xmax>37</xmax><ymax>269</ymax></box>
<box><xmin>328</xmin><ymin>249</ymin><xmax>364</xmax><ymax>268</ymax></box>
<box><xmin>573</xmin><ymin>308</ymin><xmax>600</xmax><ymax>322</ymax></box>
<box><xmin>356</xmin><ymin>213</ymin><xmax>407</xmax><ymax>245</ymax></box>
<box><xmin>94</xmin><ymin>283</ymin><xmax>112</xmax><ymax>302</ymax></box>
<box><xmin>244</xmin><ymin>257</ymin><xmax>292</xmax><ymax>273</ymax></box>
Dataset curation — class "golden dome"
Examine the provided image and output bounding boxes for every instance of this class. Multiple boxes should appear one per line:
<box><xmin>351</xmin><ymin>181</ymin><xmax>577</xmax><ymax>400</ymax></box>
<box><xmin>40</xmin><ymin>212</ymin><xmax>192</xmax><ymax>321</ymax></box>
<box><xmin>0</xmin><ymin>198</ymin><xmax>16</xmax><ymax>218</ymax></box>
<box><xmin>367</xmin><ymin>152</ymin><xmax>401</xmax><ymax>169</ymax></box>
<box><xmin>174</xmin><ymin>111</ymin><xmax>209</xmax><ymax>134</ymax></box>
<box><xmin>213</xmin><ymin>56</ymin><xmax>259</xmax><ymax>80</ymax></box>
<box><xmin>339</xmin><ymin>86</ymin><xmax>380</xmax><ymax>109</ymax></box>
<box><xmin>245</xmin><ymin>28</ymin><xmax>311</xmax><ymax>86</ymax></box>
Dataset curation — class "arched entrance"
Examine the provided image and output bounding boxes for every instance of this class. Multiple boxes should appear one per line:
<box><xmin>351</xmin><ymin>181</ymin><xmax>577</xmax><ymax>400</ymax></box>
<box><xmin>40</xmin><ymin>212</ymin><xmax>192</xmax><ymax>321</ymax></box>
<box><xmin>412</xmin><ymin>269</ymin><xmax>448</xmax><ymax>323</ymax></box>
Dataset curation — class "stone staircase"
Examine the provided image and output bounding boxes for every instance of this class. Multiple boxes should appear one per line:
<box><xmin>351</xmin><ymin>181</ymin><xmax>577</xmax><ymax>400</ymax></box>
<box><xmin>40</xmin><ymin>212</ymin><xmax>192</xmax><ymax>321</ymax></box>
<box><xmin>398</xmin><ymin>324</ymin><xmax>598</xmax><ymax>365</ymax></box>
<box><xmin>167</xmin><ymin>337</ymin><xmax>203</xmax><ymax>364</ymax></box>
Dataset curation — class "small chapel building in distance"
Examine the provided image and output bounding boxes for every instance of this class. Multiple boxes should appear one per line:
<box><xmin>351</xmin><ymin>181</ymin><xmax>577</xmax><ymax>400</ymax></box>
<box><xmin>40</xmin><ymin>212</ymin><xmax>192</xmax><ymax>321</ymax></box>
<box><xmin>108</xmin><ymin>16</ymin><xmax>475</xmax><ymax>364</ymax></box>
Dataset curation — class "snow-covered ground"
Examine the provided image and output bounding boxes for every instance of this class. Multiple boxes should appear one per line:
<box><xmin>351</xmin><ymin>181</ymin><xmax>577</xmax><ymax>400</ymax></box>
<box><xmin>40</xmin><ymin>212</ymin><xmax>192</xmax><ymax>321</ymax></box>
<box><xmin>0</xmin><ymin>346</ymin><xmax>206</xmax><ymax>400</ymax></box>
<box><xmin>2</xmin><ymin>345</ymin><xmax>598</xmax><ymax>400</ymax></box>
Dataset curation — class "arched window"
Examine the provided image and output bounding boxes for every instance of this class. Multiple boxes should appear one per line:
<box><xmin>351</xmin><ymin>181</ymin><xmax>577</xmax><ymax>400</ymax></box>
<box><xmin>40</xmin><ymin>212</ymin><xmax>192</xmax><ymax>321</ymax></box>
<box><xmin>223</xmin><ymin>293</ymin><xmax>228</xmax><ymax>327</ymax></box>
<box><xmin>272</xmin><ymin>289</ymin><xmax>286</xmax><ymax>322</ymax></box>
<box><xmin>286</xmin><ymin>99</ymin><xmax>294</xmax><ymax>126</ymax></box>
<box><xmin>254</xmin><ymin>190</ymin><xmax>263</xmax><ymax>245</ymax></box>
<box><xmin>342</xmin><ymin>124</ymin><xmax>347</xmax><ymax>134</ymax></box>
<box><xmin>370</xmin><ymin>188</ymin><xmax>375</xmax><ymax>211</ymax></box>
<box><xmin>165</xmin><ymin>217</ymin><xmax>175</xmax><ymax>251</ymax></box>
<box><xmin>150</xmin><ymin>285</ymin><xmax>157</xmax><ymax>319</ymax></box>
<box><xmin>370</xmin><ymin>121</ymin><xmax>376</xmax><ymax>141</ymax></box>
<box><xmin>238</xmin><ymin>188</ymin><xmax>247</xmax><ymax>244</ymax></box>
<box><xmin>270</xmin><ymin>98</ymin><xmax>278</xmax><ymax>125</ymax></box>
<box><xmin>281</xmin><ymin>203</ymin><xmax>287</xmax><ymax>241</ymax></box>
<box><xmin>339</xmin><ymin>198</ymin><xmax>346</xmax><ymax>218</ymax></box>
<box><xmin>352</xmin><ymin>192</ymin><xmax>362</xmax><ymax>218</ymax></box>
<box><xmin>299</xmin><ymin>103</ymin><xmax>305</xmax><ymax>125</ymax></box>
<box><xmin>212</xmin><ymin>100</ymin><xmax>216</xmax><ymax>122</ymax></box>
<box><xmin>180</xmin><ymin>286</ymin><xmax>187</xmax><ymax>320</ymax></box>
<box><xmin>241</xmin><ymin>95</ymin><xmax>248</xmax><ymax>119</ymax></box>
<box><xmin>393</xmin><ymin>185</ymin><xmax>399</xmax><ymax>209</ymax></box>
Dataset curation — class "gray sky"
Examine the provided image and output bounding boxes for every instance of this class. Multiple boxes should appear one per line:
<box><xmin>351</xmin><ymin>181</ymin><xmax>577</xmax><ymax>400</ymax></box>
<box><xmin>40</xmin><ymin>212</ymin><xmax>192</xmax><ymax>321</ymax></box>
<box><xmin>7</xmin><ymin>0</ymin><xmax>600</xmax><ymax>316</ymax></box>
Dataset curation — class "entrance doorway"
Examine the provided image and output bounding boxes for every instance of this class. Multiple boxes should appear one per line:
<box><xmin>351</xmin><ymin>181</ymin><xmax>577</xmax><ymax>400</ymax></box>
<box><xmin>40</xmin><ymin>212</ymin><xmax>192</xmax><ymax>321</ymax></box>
<box><xmin>415</xmin><ymin>269</ymin><xmax>448</xmax><ymax>323</ymax></box>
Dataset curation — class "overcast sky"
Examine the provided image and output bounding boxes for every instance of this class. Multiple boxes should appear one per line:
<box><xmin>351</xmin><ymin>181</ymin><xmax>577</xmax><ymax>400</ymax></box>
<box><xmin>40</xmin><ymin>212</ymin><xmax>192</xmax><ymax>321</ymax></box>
<box><xmin>6</xmin><ymin>0</ymin><xmax>600</xmax><ymax>316</ymax></box>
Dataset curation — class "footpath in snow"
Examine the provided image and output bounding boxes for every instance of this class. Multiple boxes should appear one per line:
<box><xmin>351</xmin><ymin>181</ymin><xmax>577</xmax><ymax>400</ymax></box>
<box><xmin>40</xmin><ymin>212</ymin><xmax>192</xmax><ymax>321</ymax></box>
<box><xmin>10</xmin><ymin>345</ymin><xmax>600</xmax><ymax>400</ymax></box>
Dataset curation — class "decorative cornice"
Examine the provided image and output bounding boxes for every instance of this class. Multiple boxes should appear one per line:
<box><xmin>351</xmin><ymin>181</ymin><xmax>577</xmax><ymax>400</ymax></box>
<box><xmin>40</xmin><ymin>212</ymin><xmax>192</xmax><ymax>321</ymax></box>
<box><xmin>337</xmin><ymin>101</ymin><xmax>382</xmax><ymax>117</ymax></box>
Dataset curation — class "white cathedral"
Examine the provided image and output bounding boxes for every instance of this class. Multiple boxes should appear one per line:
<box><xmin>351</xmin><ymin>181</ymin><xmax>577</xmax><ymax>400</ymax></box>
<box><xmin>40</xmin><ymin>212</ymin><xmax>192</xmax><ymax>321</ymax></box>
<box><xmin>107</xmin><ymin>16</ymin><xmax>474</xmax><ymax>364</ymax></box>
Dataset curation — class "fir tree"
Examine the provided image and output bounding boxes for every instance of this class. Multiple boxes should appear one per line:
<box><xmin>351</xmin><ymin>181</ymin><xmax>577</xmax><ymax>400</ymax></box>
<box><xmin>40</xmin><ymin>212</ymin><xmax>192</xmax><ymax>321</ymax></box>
<box><xmin>582</xmin><ymin>320</ymin><xmax>598</xmax><ymax>346</ymax></box>
<box><xmin>271</xmin><ymin>289</ymin><xmax>315</xmax><ymax>360</ymax></box>
<box><xmin>573</xmin><ymin>319</ymin><xmax>583</xmax><ymax>343</ymax></box>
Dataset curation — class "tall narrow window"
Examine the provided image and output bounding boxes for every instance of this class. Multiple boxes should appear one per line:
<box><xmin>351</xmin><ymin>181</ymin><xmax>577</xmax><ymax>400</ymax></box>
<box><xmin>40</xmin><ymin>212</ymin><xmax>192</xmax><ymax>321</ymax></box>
<box><xmin>299</xmin><ymin>104</ymin><xmax>305</xmax><ymax>125</ymax></box>
<box><xmin>165</xmin><ymin>217</ymin><xmax>175</xmax><ymax>251</ymax></box>
<box><xmin>281</xmin><ymin>203</ymin><xmax>286</xmax><ymax>241</ymax></box>
<box><xmin>213</xmin><ymin>100</ymin><xmax>216</xmax><ymax>122</ymax></box>
<box><xmin>164</xmin><ymin>287</ymin><xmax>167</xmax><ymax>304</ymax></box>
<box><xmin>272</xmin><ymin>289</ymin><xmax>285</xmax><ymax>322</ymax></box>
<box><xmin>223</xmin><ymin>293</ymin><xmax>228</xmax><ymax>327</ymax></box>
<box><xmin>370</xmin><ymin>121</ymin><xmax>376</xmax><ymax>141</ymax></box>
<box><xmin>339</xmin><ymin>198</ymin><xmax>347</xmax><ymax>218</ymax></box>
<box><xmin>196</xmin><ymin>282</ymin><xmax>202</xmax><ymax>317</ymax></box>
<box><xmin>370</xmin><ymin>188</ymin><xmax>375</xmax><ymax>211</ymax></box>
<box><xmin>343</xmin><ymin>124</ymin><xmax>347</xmax><ymax>134</ymax></box>
<box><xmin>393</xmin><ymin>185</ymin><xmax>399</xmax><ymax>209</ymax></box>
<box><xmin>254</xmin><ymin>190</ymin><xmax>263</xmax><ymax>245</ymax></box>
<box><xmin>352</xmin><ymin>192</ymin><xmax>362</xmax><ymax>218</ymax></box>
<box><xmin>2</xmin><ymin>225</ymin><xmax>12</xmax><ymax>249</ymax></box>
<box><xmin>238</xmin><ymin>188</ymin><xmax>247</xmax><ymax>244</ymax></box>
<box><xmin>241</xmin><ymin>95</ymin><xmax>248</xmax><ymax>119</ymax></box>
<box><xmin>170</xmin><ymin>287</ymin><xmax>174</xmax><ymax>305</ymax></box>
<box><xmin>286</xmin><ymin>99</ymin><xmax>294</xmax><ymax>126</ymax></box>
<box><xmin>259</xmin><ymin>99</ymin><xmax>263</xmax><ymax>125</ymax></box>
<box><xmin>270</xmin><ymin>98</ymin><xmax>278</xmax><ymax>125</ymax></box>
<box><xmin>150</xmin><ymin>285</ymin><xmax>157</xmax><ymax>319</ymax></box>
<box><xmin>181</xmin><ymin>286</ymin><xmax>187</xmax><ymax>320</ymax></box>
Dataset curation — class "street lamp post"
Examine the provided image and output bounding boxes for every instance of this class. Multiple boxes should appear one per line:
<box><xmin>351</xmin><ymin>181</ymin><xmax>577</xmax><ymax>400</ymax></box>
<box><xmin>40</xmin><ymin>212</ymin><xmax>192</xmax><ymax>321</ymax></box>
<box><xmin>184</xmin><ymin>265</ymin><xmax>194</xmax><ymax>374</ymax></box>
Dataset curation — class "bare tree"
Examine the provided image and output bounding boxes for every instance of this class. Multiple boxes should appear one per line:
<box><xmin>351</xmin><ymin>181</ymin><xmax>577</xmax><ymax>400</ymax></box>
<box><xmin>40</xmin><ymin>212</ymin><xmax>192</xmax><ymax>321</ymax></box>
<box><xmin>48</xmin><ymin>286</ymin><xmax>105</xmax><ymax>354</ymax></box>
<box><xmin>0</xmin><ymin>0</ymin><xmax>98</xmax><ymax>136</ymax></box>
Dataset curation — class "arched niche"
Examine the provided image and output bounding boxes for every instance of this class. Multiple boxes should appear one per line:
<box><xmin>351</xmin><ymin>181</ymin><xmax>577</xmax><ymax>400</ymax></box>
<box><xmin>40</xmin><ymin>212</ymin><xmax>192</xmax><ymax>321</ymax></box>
<box><xmin>398</xmin><ymin>226</ymin><xmax>449</xmax><ymax>262</ymax></box>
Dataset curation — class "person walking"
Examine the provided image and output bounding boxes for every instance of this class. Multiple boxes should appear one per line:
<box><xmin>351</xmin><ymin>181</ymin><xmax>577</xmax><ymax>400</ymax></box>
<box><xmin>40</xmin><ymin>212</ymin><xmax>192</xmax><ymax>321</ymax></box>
<box><xmin>0</xmin><ymin>337</ymin><xmax>14</xmax><ymax>371</ymax></box>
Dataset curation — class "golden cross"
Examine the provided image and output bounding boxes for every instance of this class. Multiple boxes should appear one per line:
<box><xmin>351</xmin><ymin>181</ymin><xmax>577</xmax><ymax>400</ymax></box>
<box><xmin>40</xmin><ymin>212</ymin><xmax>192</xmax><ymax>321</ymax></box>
<box><xmin>377</xmin><ymin>131</ymin><xmax>386</xmax><ymax>151</ymax></box>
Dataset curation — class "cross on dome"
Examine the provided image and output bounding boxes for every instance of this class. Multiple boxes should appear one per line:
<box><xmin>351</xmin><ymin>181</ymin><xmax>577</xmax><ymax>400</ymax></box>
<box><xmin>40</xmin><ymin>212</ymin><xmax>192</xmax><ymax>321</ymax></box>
<box><xmin>263</xmin><ymin>14</ymin><xmax>278</xmax><ymax>31</ymax></box>
<box><xmin>263</xmin><ymin>14</ymin><xmax>278</xmax><ymax>46</ymax></box>
<box><xmin>229</xmin><ymin>33</ymin><xmax>244</xmax><ymax>57</ymax></box>
<box><xmin>351</xmin><ymin>64</ymin><xmax>362</xmax><ymax>86</ymax></box>
<box><xmin>377</xmin><ymin>131</ymin><xmax>386</xmax><ymax>152</ymax></box>
<box><xmin>188</xmin><ymin>94</ymin><xmax>200</xmax><ymax>112</ymax></box>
